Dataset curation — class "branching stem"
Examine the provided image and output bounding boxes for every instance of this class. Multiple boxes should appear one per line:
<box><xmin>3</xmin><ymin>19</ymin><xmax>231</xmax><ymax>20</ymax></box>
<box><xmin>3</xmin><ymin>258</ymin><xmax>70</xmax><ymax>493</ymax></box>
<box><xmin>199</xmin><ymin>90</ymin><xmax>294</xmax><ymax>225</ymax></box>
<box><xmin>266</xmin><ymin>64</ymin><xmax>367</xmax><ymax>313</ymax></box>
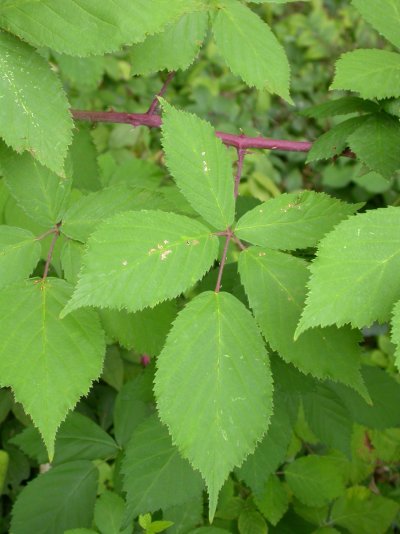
<box><xmin>36</xmin><ymin>227</ymin><xmax>58</xmax><ymax>241</ymax></box>
<box><xmin>71</xmin><ymin>108</ymin><xmax>355</xmax><ymax>158</ymax></box>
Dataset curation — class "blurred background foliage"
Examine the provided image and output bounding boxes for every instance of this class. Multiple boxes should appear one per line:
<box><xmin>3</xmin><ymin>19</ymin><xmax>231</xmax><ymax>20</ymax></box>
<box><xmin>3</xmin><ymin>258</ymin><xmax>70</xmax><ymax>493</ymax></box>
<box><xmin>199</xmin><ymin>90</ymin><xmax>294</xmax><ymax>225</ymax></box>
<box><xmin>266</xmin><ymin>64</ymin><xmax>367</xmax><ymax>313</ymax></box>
<box><xmin>0</xmin><ymin>1</ymin><xmax>399</xmax><ymax>532</ymax></box>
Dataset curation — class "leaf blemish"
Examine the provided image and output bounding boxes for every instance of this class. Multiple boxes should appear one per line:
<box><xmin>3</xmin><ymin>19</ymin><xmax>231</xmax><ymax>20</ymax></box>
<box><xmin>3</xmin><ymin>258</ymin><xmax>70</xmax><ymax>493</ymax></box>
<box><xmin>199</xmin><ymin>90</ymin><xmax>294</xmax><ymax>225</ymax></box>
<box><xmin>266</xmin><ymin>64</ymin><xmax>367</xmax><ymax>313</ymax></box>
<box><xmin>161</xmin><ymin>250</ymin><xmax>172</xmax><ymax>261</ymax></box>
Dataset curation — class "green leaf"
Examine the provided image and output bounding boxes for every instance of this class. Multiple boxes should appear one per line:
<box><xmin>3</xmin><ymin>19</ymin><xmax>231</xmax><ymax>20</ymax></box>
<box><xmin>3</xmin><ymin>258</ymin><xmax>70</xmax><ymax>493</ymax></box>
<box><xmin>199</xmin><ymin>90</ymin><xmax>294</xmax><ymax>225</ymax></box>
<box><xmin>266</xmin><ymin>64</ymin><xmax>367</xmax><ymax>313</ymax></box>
<box><xmin>164</xmin><ymin>497</ymin><xmax>203</xmax><ymax>534</ymax></box>
<box><xmin>238</xmin><ymin>510</ymin><xmax>268</xmax><ymax>534</ymax></box>
<box><xmin>301</xmin><ymin>97</ymin><xmax>379</xmax><ymax>119</ymax></box>
<box><xmin>55</xmin><ymin>53</ymin><xmax>105</xmax><ymax>92</ymax></box>
<box><xmin>212</xmin><ymin>0</ymin><xmax>291</xmax><ymax>101</ymax></box>
<box><xmin>62</xmin><ymin>186</ymin><xmax>164</xmax><ymax>242</ymax></box>
<box><xmin>236</xmin><ymin>393</ymin><xmax>293</xmax><ymax>494</ymax></box>
<box><xmin>113</xmin><ymin>368</ymin><xmax>155</xmax><ymax>447</ymax></box>
<box><xmin>61</xmin><ymin>210</ymin><xmax>219</xmax><ymax>316</ymax></box>
<box><xmin>0</xmin><ymin>278</ymin><xmax>105</xmax><ymax>458</ymax></box>
<box><xmin>296</xmin><ymin>207</ymin><xmax>400</xmax><ymax>335</ymax></box>
<box><xmin>235</xmin><ymin>192</ymin><xmax>360</xmax><ymax>250</ymax></box>
<box><xmin>69</xmin><ymin>125</ymin><xmax>101</xmax><ymax>192</ymax></box>
<box><xmin>255</xmin><ymin>475</ymin><xmax>289</xmax><ymax>526</ymax></box>
<box><xmin>10</xmin><ymin>460</ymin><xmax>98</xmax><ymax>534</ymax></box>
<box><xmin>0</xmin><ymin>146</ymin><xmax>72</xmax><ymax>226</ymax></box>
<box><xmin>239</xmin><ymin>248</ymin><xmax>368</xmax><ymax>397</ymax></box>
<box><xmin>347</xmin><ymin>113</ymin><xmax>400</xmax><ymax>179</ymax></box>
<box><xmin>307</xmin><ymin>116</ymin><xmax>368</xmax><ymax>163</ymax></box>
<box><xmin>161</xmin><ymin>101</ymin><xmax>234</xmax><ymax>230</ymax></box>
<box><xmin>351</xmin><ymin>0</ymin><xmax>400</xmax><ymax>49</ymax></box>
<box><xmin>331</xmin><ymin>486</ymin><xmax>399</xmax><ymax>534</ymax></box>
<box><xmin>12</xmin><ymin>411</ymin><xmax>118</xmax><ymax>465</ymax></box>
<box><xmin>0</xmin><ymin>0</ymin><xmax>200</xmax><ymax>57</ymax></box>
<box><xmin>122</xmin><ymin>415</ymin><xmax>204</xmax><ymax>524</ymax></box>
<box><xmin>0</xmin><ymin>226</ymin><xmax>40</xmax><ymax>289</ymax></box>
<box><xmin>331</xmin><ymin>49</ymin><xmax>400</xmax><ymax>99</ymax></box>
<box><xmin>302</xmin><ymin>384</ymin><xmax>353</xmax><ymax>456</ymax></box>
<box><xmin>285</xmin><ymin>456</ymin><xmax>345</xmax><ymax>507</ymax></box>
<box><xmin>329</xmin><ymin>366</ymin><xmax>400</xmax><ymax>430</ymax></box>
<box><xmin>0</xmin><ymin>31</ymin><xmax>73</xmax><ymax>174</ymax></box>
<box><xmin>94</xmin><ymin>491</ymin><xmax>130</xmax><ymax>534</ymax></box>
<box><xmin>130</xmin><ymin>12</ymin><xmax>208</xmax><ymax>75</ymax></box>
<box><xmin>100</xmin><ymin>301</ymin><xmax>177</xmax><ymax>356</ymax></box>
<box><xmin>155</xmin><ymin>291</ymin><xmax>273</xmax><ymax>520</ymax></box>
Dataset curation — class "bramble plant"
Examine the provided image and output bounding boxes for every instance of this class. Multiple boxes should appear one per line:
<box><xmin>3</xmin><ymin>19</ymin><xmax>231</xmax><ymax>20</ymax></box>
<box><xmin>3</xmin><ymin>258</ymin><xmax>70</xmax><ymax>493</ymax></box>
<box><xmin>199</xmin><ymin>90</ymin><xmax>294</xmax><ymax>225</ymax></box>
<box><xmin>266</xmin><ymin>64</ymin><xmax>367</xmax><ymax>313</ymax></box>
<box><xmin>0</xmin><ymin>0</ymin><xmax>400</xmax><ymax>533</ymax></box>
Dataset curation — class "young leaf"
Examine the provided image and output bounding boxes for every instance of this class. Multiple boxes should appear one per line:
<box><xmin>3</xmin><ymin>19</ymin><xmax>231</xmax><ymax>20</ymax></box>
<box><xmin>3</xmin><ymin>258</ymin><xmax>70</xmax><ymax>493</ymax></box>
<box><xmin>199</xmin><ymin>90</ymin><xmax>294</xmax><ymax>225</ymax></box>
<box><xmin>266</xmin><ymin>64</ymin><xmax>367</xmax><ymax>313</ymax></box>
<box><xmin>0</xmin><ymin>31</ymin><xmax>73</xmax><ymax>175</ymax></box>
<box><xmin>11</xmin><ymin>460</ymin><xmax>98</xmax><ymax>534</ymax></box>
<box><xmin>235</xmin><ymin>192</ymin><xmax>360</xmax><ymax>250</ymax></box>
<box><xmin>301</xmin><ymin>96</ymin><xmax>378</xmax><ymax>119</ymax></box>
<box><xmin>130</xmin><ymin>12</ymin><xmax>208</xmax><ymax>75</ymax></box>
<box><xmin>62</xmin><ymin>186</ymin><xmax>164</xmax><ymax>242</ymax></box>
<box><xmin>296</xmin><ymin>207</ymin><xmax>400</xmax><ymax>335</ymax></box>
<box><xmin>331</xmin><ymin>50</ymin><xmax>400</xmax><ymax>100</ymax></box>
<box><xmin>331</xmin><ymin>486</ymin><xmax>399</xmax><ymax>534</ymax></box>
<box><xmin>285</xmin><ymin>456</ymin><xmax>345</xmax><ymax>507</ymax></box>
<box><xmin>122</xmin><ymin>415</ymin><xmax>204</xmax><ymax>525</ymax></box>
<box><xmin>351</xmin><ymin>0</ymin><xmax>400</xmax><ymax>49</ymax></box>
<box><xmin>255</xmin><ymin>475</ymin><xmax>289</xmax><ymax>526</ymax></box>
<box><xmin>0</xmin><ymin>0</ymin><xmax>199</xmax><ymax>57</ymax></box>
<box><xmin>238</xmin><ymin>248</ymin><xmax>368</xmax><ymax>397</ymax></box>
<box><xmin>61</xmin><ymin>210</ymin><xmax>219</xmax><ymax>316</ymax></box>
<box><xmin>154</xmin><ymin>291</ymin><xmax>273</xmax><ymax>520</ymax></box>
<box><xmin>347</xmin><ymin>113</ymin><xmax>400</xmax><ymax>179</ymax></box>
<box><xmin>94</xmin><ymin>492</ymin><xmax>130</xmax><ymax>534</ymax></box>
<box><xmin>0</xmin><ymin>226</ymin><xmax>41</xmax><ymax>289</ymax></box>
<box><xmin>0</xmin><ymin>146</ymin><xmax>72</xmax><ymax>226</ymax></box>
<box><xmin>161</xmin><ymin>101</ymin><xmax>235</xmax><ymax>230</ymax></box>
<box><xmin>212</xmin><ymin>0</ymin><xmax>291</xmax><ymax>102</ymax></box>
<box><xmin>0</xmin><ymin>278</ymin><xmax>105</xmax><ymax>458</ymax></box>
<box><xmin>307</xmin><ymin>116</ymin><xmax>368</xmax><ymax>163</ymax></box>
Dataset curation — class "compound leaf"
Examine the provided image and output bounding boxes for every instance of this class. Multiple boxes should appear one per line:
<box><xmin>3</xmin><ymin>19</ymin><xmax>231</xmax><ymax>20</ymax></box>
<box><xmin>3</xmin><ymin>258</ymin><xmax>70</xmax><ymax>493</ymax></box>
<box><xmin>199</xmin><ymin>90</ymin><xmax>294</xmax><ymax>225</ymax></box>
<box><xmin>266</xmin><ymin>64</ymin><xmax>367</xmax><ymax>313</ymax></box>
<box><xmin>235</xmin><ymin>192</ymin><xmax>360</xmax><ymax>250</ymax></box>
<box><xmin>0</xmin><ymin>0</ymin><xmax>199</xmax><ymax>57</ymax></box>
<box><xmin>130</xmin><ymin>11</ymin><xmax>208</xmax><ymax>75</ymax></box>
<box><xmin>331</xmin><ymin>49</ymin><xmax>400</xmax><ymax>99</ymax></box>
<box><xmin>0</xmin><ymin>31</ymin><xmax>73</xmax><ymax>174</ymax></box>
<box><xmin>212</xmin><ymin>0</ymin><xmax>291</xmax><ymax>102</ymax></box>
<box><xmin>62</xmin><ymin>210</ymin><xmax>219</xmax><ymax>316</ymax></box>
<box><xmin>11</xmin><ymin>460</ymin><xmax>98</xmax><ymax>534</ymax></box>
<box><xmin>161</xmin><ymin>101</ymin><xmax>235</xmax><ymax>230</ymax></box>
<box><xmin>296</xmin><ymin>207</ymin><xmax>400</xmax><ymax>335</ymax></box>
<box><xmin>0</xmin><ymin>278</ymin><xmax>105</xmax><ymax>458</ymax></box>
<box><xmin>238</xmin><ymin>248</ymin><xmax>368</xmax><ymax>397</ymax></box>
<box><xmin>155</xmin><ymin>291</ymin><xmax>273</xmax><ymax>520</ymax></box>
<box><xmin>122</xmin><ymin>415</ymin><xmax>203</xmax><ymax>524</ymax></box>
<box><xmin>285</xmin><ymin>456</ymin><xmax>345</xmax><ymax>507</ymax></box>
<box><xmin>0</xmin><ymin>226</ymin><xmax>41</xmax><ymax>289</ymax></box>
<box><xmin>351</xmin><ymin>0</ymin><xmax>400</xmax><ymax>49</ymax></box>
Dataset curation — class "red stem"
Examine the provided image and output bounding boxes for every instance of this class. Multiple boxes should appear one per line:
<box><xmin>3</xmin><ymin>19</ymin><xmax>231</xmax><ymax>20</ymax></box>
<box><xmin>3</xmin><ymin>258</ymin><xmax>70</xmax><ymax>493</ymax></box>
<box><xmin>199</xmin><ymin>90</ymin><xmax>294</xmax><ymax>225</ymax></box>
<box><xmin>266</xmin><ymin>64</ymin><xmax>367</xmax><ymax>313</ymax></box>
<box><xmin>147</xmin><ymin>71</ymin><xmax>176</xmax><ymax>115</ymax></box>
<box><xmin>70</xmin><ymin>109</ymin><xmax>355</xmax><ymax>157</ymax></box>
